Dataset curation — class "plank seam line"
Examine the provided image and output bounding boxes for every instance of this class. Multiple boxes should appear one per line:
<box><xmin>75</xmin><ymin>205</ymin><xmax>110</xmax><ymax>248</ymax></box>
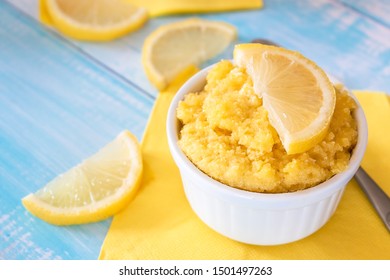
<box><xmin>332</xmin><ymin>0</ymin><xmax>390</xmax><ymax>29</ymax></box>
<box><xmin>4</xmin><ymin>1</ymin><xmax>156</xmax><ymax>101</ymax></box>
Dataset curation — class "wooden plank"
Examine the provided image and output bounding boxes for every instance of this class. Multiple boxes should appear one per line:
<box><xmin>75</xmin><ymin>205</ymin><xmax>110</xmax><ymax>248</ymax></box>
<box><xmin>208</xmin><ymin>0</ymin><xmax>390</xmax><ymax>92</ymax></box>
<box><xmin>7</xmin><ymin>0</ymin><xmax>160</xmax><ymax>96</ymax></box>
<box><xmin>339</xmin><ymin>0</ymin><xmax>390</xmax><ymax>28</ymax></box>
<box><xmin>7</xmin><ymin>0</ymin><xmax>390</xmax><ymax>94</ymax></box>
<box><xmin>0</xmin><ymin>1</ymin><xmax>153</xmax><ymax>259</ymax></box>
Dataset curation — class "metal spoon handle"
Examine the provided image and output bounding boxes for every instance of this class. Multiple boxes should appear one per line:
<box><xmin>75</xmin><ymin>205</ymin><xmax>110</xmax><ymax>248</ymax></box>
<box><xmin>354</xmin><ymin>167</ymin><xmax>390</xmax><ymax>232</ymax></box>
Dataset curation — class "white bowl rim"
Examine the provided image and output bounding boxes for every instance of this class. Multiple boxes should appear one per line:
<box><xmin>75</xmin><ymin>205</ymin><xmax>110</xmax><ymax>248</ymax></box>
<box><xmin>166</xmin><ymin>62</ymin><xmax>368</xmax><ymax>208</ymax></box>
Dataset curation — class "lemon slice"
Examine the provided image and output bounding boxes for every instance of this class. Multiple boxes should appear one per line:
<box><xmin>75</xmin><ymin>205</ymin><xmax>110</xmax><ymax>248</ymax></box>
<box><xmin>142</xmin><ymin>18</ymin><xmax>237</xmax><ymax>90</ymax></box>
<box><xmin>22</xmin><ymin>130</ymin><xmax>143</xmax><ymax>225</ymax></box>
<box><xmin>234</xmin><ymin>43</ymin><xmax>336</xmax><ymax>154</ymax></box>
<box><xmin>41</xmin><ymin>0</ymin><xmax>148</xmax><ymax>41</ymax></box>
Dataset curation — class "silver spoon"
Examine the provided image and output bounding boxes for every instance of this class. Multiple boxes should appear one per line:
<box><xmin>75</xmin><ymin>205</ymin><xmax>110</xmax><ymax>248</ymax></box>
<box><xmin>354</xmin><ymin>167</ymin><xmax>390</xmax><ymax>231</ymax></box>
<box><xmin>251</xmin><ymin>38</ymin><xmax>390</xmax><ymax>232</ymax></box>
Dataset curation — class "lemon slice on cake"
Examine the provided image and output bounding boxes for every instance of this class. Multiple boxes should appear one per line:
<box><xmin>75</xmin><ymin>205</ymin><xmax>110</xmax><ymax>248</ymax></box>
<box><xmin>142</xmin><ymin>18</ymin><xmax>237</xmax><ymax>90</ymax></box>
<box><xmin>234</xmin><ymin>43</ymin><xmax>336</xmax><ymax>154</ymax></box>
<box><xmin>22</xmin><ymin>130</ymin><xmax>143</xmax><ymax>225</ymax></box>
<box><xmin>41</xmin><ymin>0</ymin><xmax>148</xmax><ymax>41</ymax></box>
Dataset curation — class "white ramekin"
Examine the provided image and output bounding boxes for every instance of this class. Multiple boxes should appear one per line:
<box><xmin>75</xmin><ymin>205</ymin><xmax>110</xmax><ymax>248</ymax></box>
<box><xmin>166</xmin><ymin>64</ymin><xmax>368</xmax><ymax>246</ymax></box>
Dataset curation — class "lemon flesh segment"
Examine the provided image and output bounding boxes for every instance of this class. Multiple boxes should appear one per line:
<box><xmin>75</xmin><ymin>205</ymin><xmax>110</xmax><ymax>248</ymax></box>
<box><xmin>44</xmin><ymin>0</ymin><xmax>148</xmax><ymax>41</ymax></box>
<box><xmin>22</xmin><ymin>130</ymin><xmax>143</xmax><ymax>225</ymax></box>
<box><xmin>234</xmin><ymin>43</ymin><xmax>336</xmax><ymax>154</ymax></box>
<box><xmin>142</xmin><ymin>18</ymin><xmax>237</xmax><ymax>90</ymax></box>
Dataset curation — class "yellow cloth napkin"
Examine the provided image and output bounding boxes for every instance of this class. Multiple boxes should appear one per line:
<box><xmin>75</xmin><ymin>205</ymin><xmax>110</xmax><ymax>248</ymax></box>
<box><xmin>99</xmin><ymin>69</ymin><xmax>390</xmax><ymax>259</ymax></box>
<box><xmin>125</xmin><ymin>0</ymin><xmax>263</xmax><ymax>17</ymax></box>
<box><xmin>39</xmin><ymin>0</ymin><xmax>263</xmax><ymax>23</ymax></box>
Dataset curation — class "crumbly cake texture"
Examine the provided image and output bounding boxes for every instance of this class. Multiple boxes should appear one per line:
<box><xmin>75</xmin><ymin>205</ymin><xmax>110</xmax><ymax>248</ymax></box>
<box><xmin>177</xmin><ymin>60</ymin><xmax>358</xmax><ymax>193</ymax></box>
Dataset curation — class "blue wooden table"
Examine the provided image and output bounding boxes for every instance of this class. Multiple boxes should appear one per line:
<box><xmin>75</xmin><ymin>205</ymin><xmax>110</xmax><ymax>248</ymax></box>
<box><xmin>1</xmin><ymin>0</ymin><xmax>389</xmax><ymax>260</ymax></box>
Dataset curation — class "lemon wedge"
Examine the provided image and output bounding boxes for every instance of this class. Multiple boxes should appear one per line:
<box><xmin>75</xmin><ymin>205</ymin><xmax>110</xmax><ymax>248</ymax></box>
<box><xmin>41</xmin><ymin>0</ymin><xmax>148</xmax><ymax>41</ymax></box>
<box><xmin>234</xmin><ymin>43</ymin><xmax>336</xmax><ymax>154</ymax></box>
<box><xmin>22</xmin><ymin>130</ymin><xmax>143</xmax><ymax>225</ymax></box>
<box><xmin>142</xmin><ymin>18</ymin><xmax>237</xmax><ymax>90</ymax></box>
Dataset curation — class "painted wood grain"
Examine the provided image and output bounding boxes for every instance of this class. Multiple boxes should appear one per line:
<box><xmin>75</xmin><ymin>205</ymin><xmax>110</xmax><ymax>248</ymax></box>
<box><xmin>205</xmin><ymin>0</ymin><xmax>390</xmax><ymax>92</ymax></box>
<box><xmin>7</xmin><ymin>0</ymin><xmax>390</xmax><ymax>94</ymax></box>
<box><xmin>340</xmin><ymin>0</ymin><xmax>390</xmax><ymax>28</ymax></box>
<box><xmin>0</xmin><ymin>1</ymin><xmax>153</xmax><ymax>259</ymax></box>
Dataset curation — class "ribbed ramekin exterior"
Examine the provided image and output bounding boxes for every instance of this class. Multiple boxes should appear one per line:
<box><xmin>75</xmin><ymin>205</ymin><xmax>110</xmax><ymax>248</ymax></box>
<box><xmin>180</xmin><ymin>171</ymin><xmax>346</xmax><ymax>245</ymax></box>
